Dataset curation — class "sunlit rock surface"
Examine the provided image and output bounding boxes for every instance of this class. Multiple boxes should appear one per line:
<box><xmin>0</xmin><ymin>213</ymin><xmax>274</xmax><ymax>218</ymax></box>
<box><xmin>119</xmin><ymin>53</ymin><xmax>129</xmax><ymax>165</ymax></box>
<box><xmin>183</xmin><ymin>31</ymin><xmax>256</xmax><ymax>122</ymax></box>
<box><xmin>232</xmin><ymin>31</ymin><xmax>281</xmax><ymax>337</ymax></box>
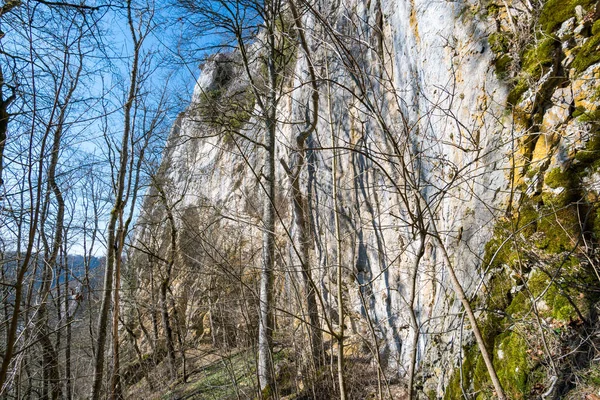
<box><xmin>134</xmin><ymin>0</ymin><xmax>600</xmax><ymax>397</ymax></box>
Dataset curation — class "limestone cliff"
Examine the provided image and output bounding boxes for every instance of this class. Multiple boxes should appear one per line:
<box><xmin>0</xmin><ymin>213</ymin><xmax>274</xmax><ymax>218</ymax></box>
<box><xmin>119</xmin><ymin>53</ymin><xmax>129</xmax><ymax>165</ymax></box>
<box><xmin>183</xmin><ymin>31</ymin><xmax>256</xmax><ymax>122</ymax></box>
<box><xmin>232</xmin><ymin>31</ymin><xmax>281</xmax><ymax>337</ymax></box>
<box><xmin>130</xmin><ymin>0</ymin><xmax>600</xmax><ymax>398</ymax></box>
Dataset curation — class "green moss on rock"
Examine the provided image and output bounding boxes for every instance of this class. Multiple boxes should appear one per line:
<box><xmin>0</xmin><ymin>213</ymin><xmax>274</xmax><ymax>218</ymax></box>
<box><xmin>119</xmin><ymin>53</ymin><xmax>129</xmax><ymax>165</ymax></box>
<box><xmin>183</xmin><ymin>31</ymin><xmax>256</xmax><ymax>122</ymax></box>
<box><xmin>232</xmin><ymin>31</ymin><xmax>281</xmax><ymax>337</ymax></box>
<box><xmin>537</xmin><ymin>207</ymin><xmax>580</xmax><ymax>252</ymax></box>
<box><xmin>503</xmin><ymin>0</ymin><xmax>599</xmax><ymax>106</ymax></box>
<box><xmin>574</xmin><ymin>129</ymin><xmax>600</xmax><ymax>167</ymax></box>
<box><xmin>593</xmin><ymin>19</ymin><xmax>600</xmax><ymax>35</ymax></box>
<box><xmin>577</xmin><ymin>109</ymin><xmax>600</xmax><ymax>123</ymax></box>
<box><xmin>483</xmin><ymin>230</ymin><xmax>516</xmax><ymax>269</ymax></box>
<box><xmin>522</xmin><ymin>36</ymin><xmax>557</xmax><ymax>77</ymax></box>
<box><xmin>572</xmin><ymin>32</ymin><xmax>600</xmax><ymax>73</ymax></box>
<box><xmin>507</xmin><ymin>80</ymin><xmax>529</xmax><ymax>107</ymax></box>
<box><xmin>487</xmin><ymin>271</ymin><xmax>514</xmax><ymax>310</ymax></box>
<box><xmin>545</xmin><ymin>167</ymin><xmax>571</xmax><ymax>189</ymax></box>
<box><xmin>485</xmin><ymin>2</ymin><xmax>500</xmax><ymax>17</ymax></box>
<box><xmin>506</xmin><ymin>292</ymin><xmax>529</xmax><ymax>317</ymax></box>
<box><xmin>444</xmin><ymin>365</ymin><xmax>464</xmax><ymax>400</ymax></box>
<box><xmin>539</xmin><ymin>0</ymin><xmax>597</xmax><ymax>34</ymax></box>
<box><xmin>494</xmin><ymin>332</ymin><xmax>530</xmax><ymax>399</ymax></box>
<box><xmin>489</xmin><ymin>32</ymin><xmax>510</xmax><ymax>55</ymax></box>
<box><xmin>495</xmin><ymin>54</ymin><xmax>513</xmax><ymax>79</ymax></box>
<box><xmin>527</xmin><ymin>269</ymin><xmax>582</xmax><ymax>321</ymax></box>
<box><xmin>444</xmin><ymin>345</ymin><xmax>492</xmax><ymax>400</ymax></box>
<box><xmin>448</xmin><ymin>4</ymin><xmax>600</xmax><ymax>395</ymax></box>
<box><xmin>506</xmin><ymin>36</ymin><xmax>558</xmax><ymax>106</ymax></box>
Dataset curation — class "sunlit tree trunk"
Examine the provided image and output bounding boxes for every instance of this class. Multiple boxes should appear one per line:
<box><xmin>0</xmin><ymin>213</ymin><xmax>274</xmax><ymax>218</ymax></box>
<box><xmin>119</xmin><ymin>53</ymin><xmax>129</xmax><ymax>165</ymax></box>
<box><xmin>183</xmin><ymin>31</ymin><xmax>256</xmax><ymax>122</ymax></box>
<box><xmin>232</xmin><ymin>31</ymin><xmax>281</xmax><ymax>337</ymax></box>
<box><xmin>326</xmin><ymin>66</ymin><xmax>347</xmax><ymax>400</ymax></box>
<box><xmin>257</xmin><ymin>103</ymin><xmax>277</xmax><ymax>396</ymax></box>
<box><xmin>256</xmin><ymin>1</ymin><xmax>280</xmax><ymax>395</ymax></box>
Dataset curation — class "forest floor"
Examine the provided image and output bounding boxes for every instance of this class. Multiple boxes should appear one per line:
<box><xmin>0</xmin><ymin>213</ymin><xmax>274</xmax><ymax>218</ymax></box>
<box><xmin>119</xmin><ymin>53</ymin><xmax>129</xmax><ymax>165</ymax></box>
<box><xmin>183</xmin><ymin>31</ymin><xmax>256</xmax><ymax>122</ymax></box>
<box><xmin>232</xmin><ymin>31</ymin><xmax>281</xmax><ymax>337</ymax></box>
<box><xmin>126</xmin><ymin>344</ymin><xmax>257</xmax><ymax>399</ymax></box>
<box><xmin>125</xmin><ymin>342</ymin><xmax>408</xmax><ymax>399</ymax></box>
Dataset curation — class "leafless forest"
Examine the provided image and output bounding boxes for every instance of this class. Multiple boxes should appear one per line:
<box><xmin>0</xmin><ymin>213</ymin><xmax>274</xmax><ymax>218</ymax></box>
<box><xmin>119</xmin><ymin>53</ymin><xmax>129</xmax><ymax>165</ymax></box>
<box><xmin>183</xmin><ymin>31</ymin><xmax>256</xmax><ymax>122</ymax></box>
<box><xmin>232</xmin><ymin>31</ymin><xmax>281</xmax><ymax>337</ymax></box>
<box><xmin>1</xmin><ymin>0</ymin><xmax>600</xmax><ymax>399</ymax></box>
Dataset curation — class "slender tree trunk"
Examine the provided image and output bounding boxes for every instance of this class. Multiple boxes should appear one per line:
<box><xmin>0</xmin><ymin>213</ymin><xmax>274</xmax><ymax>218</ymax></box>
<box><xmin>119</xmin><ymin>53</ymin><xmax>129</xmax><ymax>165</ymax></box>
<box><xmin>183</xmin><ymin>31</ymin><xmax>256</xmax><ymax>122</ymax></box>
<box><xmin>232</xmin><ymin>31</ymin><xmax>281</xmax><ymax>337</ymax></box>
<box><xmin>407</xmin><ymin>229</ymin><xmax>426</xmax><ymax>399</ymax></box>
<box><xmin>36</xmin><ymin>58</ymin><xmax>78</xmax><ymax>397</ymax></box>
<box><xmin>38</xmin><ymin>315</ymin><xmax>61</xmax><ymax>400</ymax></box>
<box><xmin>170</xmin><ymin>292</ymin><xmax>187</xmax><ymax>382</ymax></box>
<box><xmin>258</xmin><ymin>139</ymin><xmax>276</xmax><ymax>395</ymax></box>
<box><xmin>134</xmin><ymin>307</ymin><xmax>153</xmax><ymax>355</ymax></box>
<box><xmin>123</xmin><ymin>319</ymin><xmax>153</xmax><ymax>390</ymax></box>
<box><xmin>38</xmin><ymin>249</ymin><xmax>62</xmax><ymax>397</ymax></box>
<box><xmin>111</xmin><ymin>58</ymin><xmax>155</xmax><ymax>397</ymax></box>
<box><xmin>160</xmin><ymin>281</ymin><xmax>177</xmax><ymax>378</ymax></box>
<box><xmin>207</xmin><ymin>286</ymin><xmax>217</xmax><ymax>347</ymax></box>
<box><xmin>65</xmin><ymin>276</ymin><xmax>73</xmax><ymax>400</ymax></box>
<box><xmin>0</xmin><ymin>65</ymin><xmax>15</xmax><ymax>188</ymax></box>
<box><xmin>326</xmin><ymin>60</ymin><xmax>347</xmax><ymax>400</ymax></box>
<box><xmin>257</xmin><ymin>100</ymin><xmax>277</xmax><ymax>398</ymax></box>
<box><xmin>90</xmin><ymin>3</ymin><xmax>141</xmax><ymax>397</ymax></box>
<box><xmin>110</xmin><ymin>224</ymin><xmax>124</xmax><ymax>400</ymax></box>
<box><xmin>289</xmin><ymin>174</ymin><xmax>323</xmax><ymax>365</ymax></box>
<box><xmin>24</xmin><ymin>262</ymin><xmax>39</xmax><ymax>396</ymax></box>
<box><xmin>0</xmin><ymin>57</ymin><xmax>49</xmax><ymax>396</ymax></box>
<box><xmin>149</xmin><ymin>267</ymin><xmax>160</xmax><ymax>347</ymax></box>
<box><xmin>90</xmin><ymin>212</ymin><xmax>117</xmax><ymax>399</ymax></box>
<box><xmin>257</xmin><ymin>2</ymin><xmax>279</xmax><ymax>395</ymax></box>
<box><xmin>426</xmin><ymin>216</ymin><xmax>506</xmax><ymax>400</ymax></box>
<box><xmin>334</xmin><ymin>167</ymin><xmax>346</xmax><ymax>400</ymax></box>
<box><xmin>156</xmin><ymin>179</ymin><xmax>179</xmax><ymax>379</ymax></box>
<box><xmin>0</xmin><ymin>258</ymin><xmax>7</xmax><ymax>356</ymax></box>
<box><xmin>281</xmin><ymin>155</ymin><xmax>322</xmax><ymax>369</ymax></box>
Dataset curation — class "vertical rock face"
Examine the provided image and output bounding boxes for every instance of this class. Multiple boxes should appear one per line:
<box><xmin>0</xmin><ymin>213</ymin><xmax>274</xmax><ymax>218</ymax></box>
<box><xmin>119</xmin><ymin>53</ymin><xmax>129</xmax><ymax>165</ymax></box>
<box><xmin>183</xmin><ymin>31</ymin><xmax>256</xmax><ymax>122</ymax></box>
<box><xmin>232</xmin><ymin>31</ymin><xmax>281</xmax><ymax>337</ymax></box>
<box><xmin>132</xmin><ymin>0</ymin><xmax>600</xmax><ymax>398</ymax></box>
<box><xmin>289</xmin><ymin>0</ymin><xmax>511</xmax><ymax>393</ymax></box>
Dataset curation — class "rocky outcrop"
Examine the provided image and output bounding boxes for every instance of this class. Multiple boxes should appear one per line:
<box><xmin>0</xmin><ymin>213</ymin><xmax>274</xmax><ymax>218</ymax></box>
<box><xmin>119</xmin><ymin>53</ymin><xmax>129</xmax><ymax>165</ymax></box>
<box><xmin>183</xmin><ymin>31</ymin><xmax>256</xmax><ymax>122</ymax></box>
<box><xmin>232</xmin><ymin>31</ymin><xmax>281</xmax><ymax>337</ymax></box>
<box><xmin>131</xmin><ymin>0</ymin><xmax>600</xmax><ymax>398</ymax></box>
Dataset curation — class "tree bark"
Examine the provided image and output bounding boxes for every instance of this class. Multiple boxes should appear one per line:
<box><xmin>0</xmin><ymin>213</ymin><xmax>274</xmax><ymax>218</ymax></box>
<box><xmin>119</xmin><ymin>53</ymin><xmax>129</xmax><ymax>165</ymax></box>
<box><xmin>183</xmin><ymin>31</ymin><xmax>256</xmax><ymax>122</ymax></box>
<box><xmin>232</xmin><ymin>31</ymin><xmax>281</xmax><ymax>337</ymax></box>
<box><xmin>257</xmin><ymin>1</ymin><xmax>279</xmax><ymax>395</ymax></box>
<box><xmin>407</xmin><ymin>229</ymin><xmax>426</xmax><ymax>399</ymax></box>
<box><xmin>0</xmin><ymin>65</ymin><xmax>15</xmax><ymax>188</ymax></box>
<box><xmin>160</xmin><ymin>280</ymin><xmax>177</xmax><ymax>379</ymax></box>
<box><xmin>257</xmin><ymin>114</ymin><xmax>276</xmax><ymax>396</ymax></box>
<box><xmin>325</xmin><ymin>60</ymin><xmax>348</xmax><ymax>400</ymax></box>
<box><xmin>110</xmin><ymin>224</ymin><xmax>124</xmax><ymax>400</ymax></box>
<box><xmin>156</xmin><ymin>178</ymin><xmax>179</xmax><ymax>379</ymax></box>
<box><xmin>65</xmin><ymin>276</ymin><xmax>73</xmax><ymax>400</ymax></box>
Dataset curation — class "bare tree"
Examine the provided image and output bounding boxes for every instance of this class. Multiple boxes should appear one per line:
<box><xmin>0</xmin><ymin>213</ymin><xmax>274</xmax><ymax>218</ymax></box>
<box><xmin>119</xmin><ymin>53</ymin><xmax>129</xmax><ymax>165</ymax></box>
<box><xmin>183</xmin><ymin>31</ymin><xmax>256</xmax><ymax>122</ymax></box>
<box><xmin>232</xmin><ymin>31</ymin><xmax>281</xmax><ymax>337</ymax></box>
<box><xmin>176</xmin><ymin>0</ymin><xmax>301</xmax><ymax>394</ymax></box>
<box><xmin>325</xmin><ymin>59</ymin><xmax>348</xmax><ymax>400</ymax></box>
<box><xmin>0</xmin><ymin>2</ymin><xmax>103</xmax><ymax>395</ymax></box>
<box><xmin>90</xmin><ymin>1</ymin><xmax>161</xmax><ymax>398</ymax></box>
